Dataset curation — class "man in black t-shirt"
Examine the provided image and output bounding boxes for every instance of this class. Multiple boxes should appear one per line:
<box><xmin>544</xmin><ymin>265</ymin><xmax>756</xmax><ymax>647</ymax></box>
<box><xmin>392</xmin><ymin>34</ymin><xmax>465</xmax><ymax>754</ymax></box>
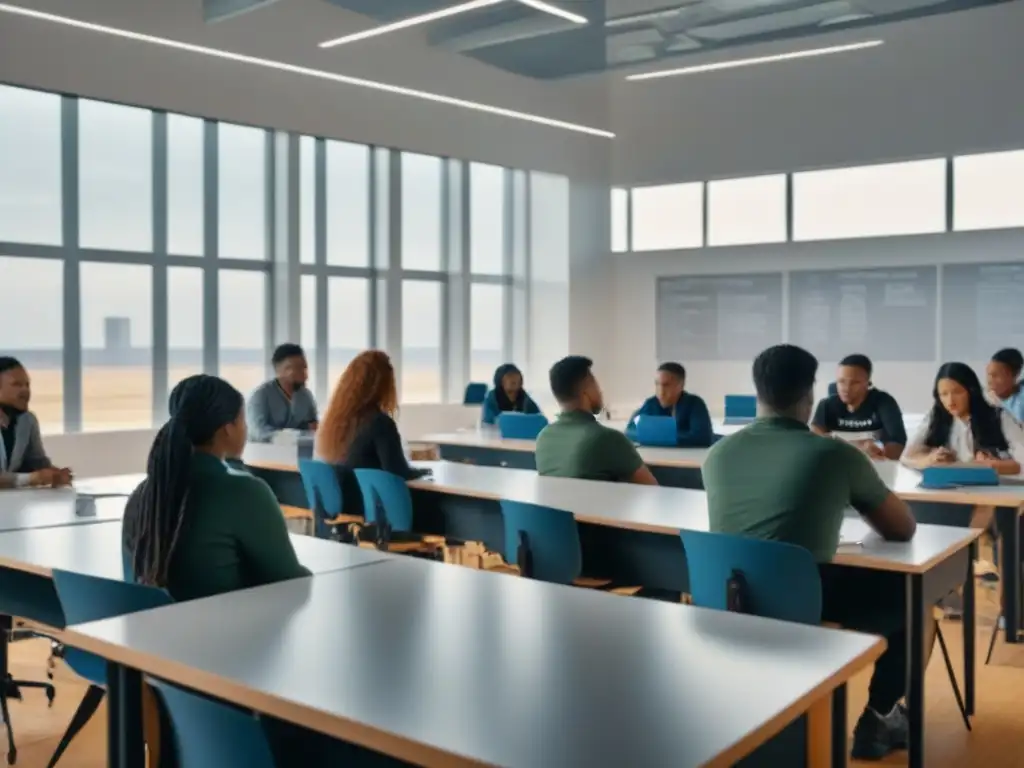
<box><xmin>811</xmin><ymin>354</ymin><xmax>907</xmax><ymax>460</ymax></box>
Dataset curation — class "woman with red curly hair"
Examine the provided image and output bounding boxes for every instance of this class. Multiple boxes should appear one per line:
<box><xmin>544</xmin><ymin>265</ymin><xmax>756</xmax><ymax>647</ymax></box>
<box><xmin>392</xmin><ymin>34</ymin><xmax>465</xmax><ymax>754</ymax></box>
<box><xmin>316</xmin><ymin>350</ymin><xmax>429</xmax><ymax>483</ymax></box>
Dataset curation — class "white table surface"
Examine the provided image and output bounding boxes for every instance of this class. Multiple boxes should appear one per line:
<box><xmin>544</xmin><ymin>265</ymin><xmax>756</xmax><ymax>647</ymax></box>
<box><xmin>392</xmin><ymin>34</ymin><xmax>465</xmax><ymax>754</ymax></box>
<box><xmin>63</xmin><ymin>557</ymin><xmax>884</xmax><ymax>768</ymax></box>
<box><xmin>410</xmin><ymin>461</ymin><xmax>979</xmax><ymax>573</ymax></box>
<box><xmin>0</xmin><ymin>520</ymin><xmax>389</xmax><ymax>579</ymax></box>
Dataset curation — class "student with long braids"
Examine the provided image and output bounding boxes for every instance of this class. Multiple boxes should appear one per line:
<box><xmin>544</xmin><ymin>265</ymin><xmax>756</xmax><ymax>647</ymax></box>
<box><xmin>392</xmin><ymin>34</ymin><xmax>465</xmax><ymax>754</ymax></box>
<box><xmin>902</xmin><ymin>362</ymin><xmax>1024</xmax><ymax>475</ymax></box>
<box><xmin>122</xmin><ymin>374</ymin><xmax>309</xmax><ymax>600</ymax></box>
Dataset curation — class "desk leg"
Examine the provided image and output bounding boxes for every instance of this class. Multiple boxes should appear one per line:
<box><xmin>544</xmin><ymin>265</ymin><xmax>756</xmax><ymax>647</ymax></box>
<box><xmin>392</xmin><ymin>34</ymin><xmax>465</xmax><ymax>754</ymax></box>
<box><xmin>964</xmin><ymin>541</ymin><xmax>976</xmax><ymax>716</ymax></box>
<box><xmin>107</xmin><ymin>662</ymin><xmax>144</xmax><ymax>768</ymax></box>
<box><xmin>907</xmin><ymin>574</ymin><xmax>926</xmax><ymax>768</ymax></box>
<box><xmin>806</xmin><ymin>693</ymin><xmax>832</xmax><ymax>768</ymax></box>
<box><xmin>830</xmin><ymin>684</ymin><xmax>847</xmax><ymax>768</ymax></box>
<box><xmin>995</xmin><ymin>507</ymin><xmax>1020</xmax><ymax>643</ymax></box>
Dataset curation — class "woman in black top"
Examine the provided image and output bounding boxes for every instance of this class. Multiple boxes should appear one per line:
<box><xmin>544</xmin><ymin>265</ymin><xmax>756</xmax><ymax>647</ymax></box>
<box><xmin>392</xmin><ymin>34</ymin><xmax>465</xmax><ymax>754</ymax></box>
<box><xmin>315</xmin><ymin>351</ymin><xmax>428</xmax><ymax>516</ymax></box>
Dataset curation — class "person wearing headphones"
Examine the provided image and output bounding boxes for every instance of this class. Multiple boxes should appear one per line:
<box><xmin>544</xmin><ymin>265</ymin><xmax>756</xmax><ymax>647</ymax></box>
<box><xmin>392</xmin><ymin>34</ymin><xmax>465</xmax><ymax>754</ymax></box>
<box><xmin>811</xmin><ymin>354</ymin><xmax>907</xmax><ymax>460</ymax></box>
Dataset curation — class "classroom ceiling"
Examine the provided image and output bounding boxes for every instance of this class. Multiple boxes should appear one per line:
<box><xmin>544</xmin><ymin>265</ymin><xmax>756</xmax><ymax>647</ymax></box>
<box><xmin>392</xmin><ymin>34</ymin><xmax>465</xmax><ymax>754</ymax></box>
<box><xmin>276</xmin><ymin>0</ymin><xmax>1015</xmax><ymax>79</ymax></box>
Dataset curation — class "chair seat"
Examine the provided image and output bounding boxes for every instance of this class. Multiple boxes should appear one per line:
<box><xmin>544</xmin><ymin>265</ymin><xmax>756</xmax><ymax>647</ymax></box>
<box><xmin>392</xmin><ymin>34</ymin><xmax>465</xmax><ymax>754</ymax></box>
<box><xmin>326</xmin><ymin>514</ymin><xmax>364</xmax><ymax>525</ymax></box>
<box><xmin>280</xmin><ymin>505</ymin><xmax>312</xmax><ymax>520</ymax></box>
<box><xmin>572</xmin><ymin>577</ymin><xmax>642</xmax><ymax>596</ymax></box>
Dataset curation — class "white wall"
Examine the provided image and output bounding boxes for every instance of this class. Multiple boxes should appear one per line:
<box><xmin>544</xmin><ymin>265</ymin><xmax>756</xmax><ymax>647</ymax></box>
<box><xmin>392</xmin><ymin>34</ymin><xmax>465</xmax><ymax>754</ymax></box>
<box><xmin>603</xmin><ymin>2</ymin><xmax>1024</xmax><ymax>414</ymax></box>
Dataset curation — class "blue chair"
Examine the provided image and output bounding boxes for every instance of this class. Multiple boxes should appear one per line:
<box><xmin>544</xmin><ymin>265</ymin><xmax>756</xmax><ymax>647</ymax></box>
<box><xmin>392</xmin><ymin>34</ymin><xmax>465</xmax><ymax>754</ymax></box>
<box><xmin>679</xmin><ymin>530</ymin><xmax>821</xmax><ymax>625</ymax></box>
<box><xmin>297</xmin><ymin>459</ymin><xmax>363</xmax><ymax>538</ymax></box>
<box><xmin>353</xmin><ymin>469</ymin><xmax>414</xmax><ymax>533</ymax></box>
<box><xmin>463</xmin><ymin>382</ymin><xmax>488</xmax><ymax>405</ymax></box>
<box><xmin>828</xmin><ymin>381</ymin><xmax>838</xmax><ymax>397</ymax></box>
<box><xmin>149</xmin><ymin>679</ymin><xmax>276</xmax><ymax>768</ymax></box>
<box><xmin>500</xmin><ymin>500</ymin><xmax>639</xmax><ymax>593</ymax></box>
<box><xmin>634</xmin><ymin>415</ymin><xmax>677</xmax><ymax>447</ymax></box>
<box><xmin>497</xmin><ymin>412</ymin><xmax>548</xmax><ymax>440</ymax></box>
<box><xmin>46</xmin><ymin>571</ymin><xmax>173</xmax><ymax>768</ymax></box>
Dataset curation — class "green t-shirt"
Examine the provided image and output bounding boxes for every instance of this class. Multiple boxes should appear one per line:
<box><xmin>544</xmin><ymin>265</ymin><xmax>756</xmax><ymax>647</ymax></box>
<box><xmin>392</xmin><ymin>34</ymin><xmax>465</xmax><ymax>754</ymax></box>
<box><xmin>536</xmin><ymin>410</ymin><xmax>645</xmax><ymax>482</ymax></box>
<box><xmin>701</xmin><ymin>417</ymin><xmax>891</xmax><ymax>562</ymax></box>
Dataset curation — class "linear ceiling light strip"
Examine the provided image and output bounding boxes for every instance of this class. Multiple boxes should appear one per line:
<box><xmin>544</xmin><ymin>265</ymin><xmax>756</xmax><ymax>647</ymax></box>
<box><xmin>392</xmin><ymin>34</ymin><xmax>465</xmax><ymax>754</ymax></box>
<box><xmin>320</xmin><ymin>0</ymin><xmax>505</xmax><ymax>49</ymax></box>
<box><xmin>0</xmin><ymin>2</ymin><xmax>613</xmax><ymax>138</ymax></box>
<box><xmin>516</xmin><ymin>0</ymin><xmax>588</xmax><ymax>25</ymax></box>
<box><xmin>626</xmin><ymin>40</ymin><xmax>883</xmax><ymax>81</ymax></box>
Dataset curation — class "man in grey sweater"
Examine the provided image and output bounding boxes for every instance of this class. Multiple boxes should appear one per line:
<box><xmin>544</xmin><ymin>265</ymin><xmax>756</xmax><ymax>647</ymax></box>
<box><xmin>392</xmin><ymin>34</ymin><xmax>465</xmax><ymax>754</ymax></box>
<box><xmin>247</xmin><ymin>344</ymin><xmax>319</xmax><ymax>443</ymax></box>
<box><xmin>0</xmin><ymin>357</ymin><xmax>72</xmax><ymax>488</ymax></box>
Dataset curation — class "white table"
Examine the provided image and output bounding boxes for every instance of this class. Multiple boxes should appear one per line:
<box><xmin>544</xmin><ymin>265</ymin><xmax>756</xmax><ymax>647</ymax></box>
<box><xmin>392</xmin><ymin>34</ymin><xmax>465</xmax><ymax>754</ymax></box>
<box><xmin>66</xmin><ymin>556</ymin><xmax>884</xmax><ymax>768</ymax></box>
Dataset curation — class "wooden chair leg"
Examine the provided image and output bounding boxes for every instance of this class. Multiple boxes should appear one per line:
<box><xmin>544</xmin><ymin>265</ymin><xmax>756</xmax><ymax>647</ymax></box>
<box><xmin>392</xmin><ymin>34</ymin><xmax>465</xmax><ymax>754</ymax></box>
<box><xmin>143</xmin><ymin>683</ymin><xmax>162</xmax><ymax>768</ymax></box>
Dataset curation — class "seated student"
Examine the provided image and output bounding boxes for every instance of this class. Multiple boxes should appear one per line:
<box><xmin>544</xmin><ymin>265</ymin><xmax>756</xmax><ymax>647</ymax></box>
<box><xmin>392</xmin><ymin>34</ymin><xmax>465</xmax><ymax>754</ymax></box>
<box><xmin>624</xmin><ymin>362</ymin><xmax>713</xmax><ymax>447</ymax></box>
<box><xmin>247</xmin><ymin>343</ymin><xmax>319</xmax><ymax>442</ymax></box>
<box><xmin>480</xmin><ymin>363</ymin><xmax>541</xmax><ymax>426</ymax></box>
<box><xmin>987</xmin><ymin>348</ymin><xmax>1024</xmax><ymax>423</ymax></box>
<box><xmin>316</xmin><ymin>351</ymin><xmax>430</xmax><ymax>515</ymax></box>
<box><xmin>811</xmin><ymin>354</ymin><xmax>907</xmax><ymax>460</ymax></box>
<box><xmin>0</xmin><ymin>357</ymin><xmax>72</xmax><ymax>489</ymax></box>
<box><xmin>903</xmin><ymin>361</ymin><xmax>1024</xmax><ymax>475</ymax></box>
<box><xmin>123</xmin><ymin>375</ymin><xmax>310</xmax><ymax>601</ymax></box>
<box><xmin>703</xmin><ymin>344</ymin><xmax>917</xmax><ymax>760</ymax></box>
<box><xmin>535</xmin><ymin>356</ymin><xmax>658</xmax><ymax>485</ymax></box>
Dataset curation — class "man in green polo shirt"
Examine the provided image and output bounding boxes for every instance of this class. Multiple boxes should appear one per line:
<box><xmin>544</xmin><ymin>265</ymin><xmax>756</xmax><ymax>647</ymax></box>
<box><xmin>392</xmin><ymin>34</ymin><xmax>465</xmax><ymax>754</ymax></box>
<box><xmin>536</xmin><ymin>356</ymin><xmax>658</xmax><ymax>485</ymax></box>
<box><xmin>703</xmin><ymin>344</ymin><xmax>918</xmax><ymax>761</ymax></box>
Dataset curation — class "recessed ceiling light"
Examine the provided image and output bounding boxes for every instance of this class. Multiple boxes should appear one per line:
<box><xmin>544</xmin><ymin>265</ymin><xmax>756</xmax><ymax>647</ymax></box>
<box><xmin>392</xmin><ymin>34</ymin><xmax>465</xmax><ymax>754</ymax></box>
<box><xmin>626</xmin><ymin>39</ymin><xmax>883</xmax><ymax>81</ymax></box>
<box><xmin>0</xmin><ymin>2</ymin><xmax>613</xmax><ymax>138</ymax></box>
<box><xmin>516</xmin><ymin>0</ymin><xmax>588</xmax><ymax>25</ymax></box>
<box><xmin>320</xmin><ymin>0</ymin><xmax>504</xmax><ymax>49</ymax></box>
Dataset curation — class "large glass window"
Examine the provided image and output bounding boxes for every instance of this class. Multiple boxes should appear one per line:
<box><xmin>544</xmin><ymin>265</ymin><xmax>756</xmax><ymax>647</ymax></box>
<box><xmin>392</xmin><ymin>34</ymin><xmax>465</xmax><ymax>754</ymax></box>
<box><xmin>401</xmin><ymin>280</ymin><xmax>442</xmax><ymax>403</ymax></box>
<box><xmin>218</xmin><ymin>270</ymin><xmax>267</xmax><ymax>396</ymax></box>
<box><xmin>167</xmin><ymin>114</ymin><xmax>204</xmax><ymax>256</ymax></box>
<box><xmin>470</xmin><ymin>163</ymin><xmax>505</xmax><ymax>275</ymax></box>
<box><xmin>631</xmin><ymin>182</ymin><xmax>703</xmax><ymax>251</ymax></box>
<box><xmin>0</xmin><ymin>257</ymin><xmax>63</xmax><ymax>432</ymax></box>
<box><xmin>327</xmin><ymin>141</ymin><xmax>370</xmax><ymax>267</ymax></box>
<box><xmin>401</xmin><ymin>153</ymin><xmax>442</xmax><ymax>271</ymax></box>
<box><xmin>0</xmin><ymin>86</ymin><xmax>62</xmax><ymax>246</ymax></box>
<box><xmin>954</xmin><ymin>150</ymin><xmax>1024</xmax><ymax>231</ymax></box>
<box><xmin>218</xmin><ymin>123</ymin><xmax>266</xmax><ymax>260</ymax></box>
<box><xmin>300</xmin><ymin>135</ymin><xmax>316</xmax><ymax>265</ymax></box>
<box><xmin>793</xmin><ymin>159</ymin><xmax>946</xmax><ymax>241</ymax></box>
<box><xmin>328</xmin><ymin>277</ymin><xmax>370</xmax><ymax>387</ymax></box>
<box><xmin>470</xmin><ymin>284</ymin><xmax>504</xmax><ymax>383</ymax></box>
<box><xmin>168</xmin><ymin>267</ymin><xmax>204</xmax><ymax>392</ymax></box>
<box><xmin>610</xmin><ymin>187</ymin><xmax>628</xmax><ymax>253</ymax></box>
<box><xmin>708</xmin><ymin>174</ymin><xmax>787</xmax><ymax>246</ymax></box>
<box><xmin>79</xmin><ymin>99</ymin><xmax>153</xmax><ymax>252</ymax></box>
<box><xmin>81</xmin><ymin>263</ymin><xmax>153</xmax><ymax>431</ymax></box>
<box><xmin>300</xmin><ymin>274</ymin><xmax>318</xmax><ymax>399</ymax></box>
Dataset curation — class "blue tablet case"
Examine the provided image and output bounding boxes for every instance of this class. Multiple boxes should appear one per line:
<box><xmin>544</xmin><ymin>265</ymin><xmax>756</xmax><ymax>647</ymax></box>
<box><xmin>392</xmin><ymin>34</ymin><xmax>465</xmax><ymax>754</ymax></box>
<box><xmin>723</xmin><ymin>395</ymin><xmax>757</xmax><ymax>425</ymax></box>
<box><xmin>635</xmin><ymin>416</ymin><xmax>677</xmax><ymax>447</ymax></box>
<box><xmin>919</xmin><ymin>465</ymin><xmax>1000</xmax><ymax>489</ymax></box>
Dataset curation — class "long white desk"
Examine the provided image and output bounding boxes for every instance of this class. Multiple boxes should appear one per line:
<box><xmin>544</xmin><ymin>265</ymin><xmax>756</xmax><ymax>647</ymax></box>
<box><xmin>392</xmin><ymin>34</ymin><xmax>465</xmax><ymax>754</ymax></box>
<box><xmin>66</xmin><ymin>556</ymin><xmax>884</xmax><ymax>768</ymax></box>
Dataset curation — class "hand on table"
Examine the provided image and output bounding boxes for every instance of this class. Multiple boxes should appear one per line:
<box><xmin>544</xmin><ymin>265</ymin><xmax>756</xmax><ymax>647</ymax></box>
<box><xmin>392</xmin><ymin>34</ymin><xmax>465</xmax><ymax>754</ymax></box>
<box><xmin>857</xmin><ymin>440</ymin><xmax>884</xmax><ymax>459</ymax></box>
<box><xmin>925</xmin><ymin>447</ymin><xmax>956</xmax><ymax>466</ymax></box>
<box><xmin>28</xmin><ymin>467</ymin><xmax>73</xmax><ymax>488</ymax></box>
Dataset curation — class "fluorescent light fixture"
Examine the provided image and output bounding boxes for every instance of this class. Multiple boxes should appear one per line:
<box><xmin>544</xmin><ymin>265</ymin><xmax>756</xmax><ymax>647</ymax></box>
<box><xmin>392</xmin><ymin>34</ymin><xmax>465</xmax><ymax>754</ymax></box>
<box><xmin>516</xmin><ymin>0</ymin><xmax>588</xmax><ymax>24</ymax></box>
<box><xmin>0</xmin><ymin>2</ymin><xmax>613</xmax><ymax>138</ymax></box>
<box><xmin>626</xmin><ymin>39</ymin><xmax>883</xmax><ymax>81</ymax></box>
<box><xmin>606</xmin><ymin>9</ymin><xmax>681</xmax><ymax>28</ymax></box>
<box><xmin>320</xmin><ymin>0</ymin><xmax>503</xmax><ymax>49</ymax></box>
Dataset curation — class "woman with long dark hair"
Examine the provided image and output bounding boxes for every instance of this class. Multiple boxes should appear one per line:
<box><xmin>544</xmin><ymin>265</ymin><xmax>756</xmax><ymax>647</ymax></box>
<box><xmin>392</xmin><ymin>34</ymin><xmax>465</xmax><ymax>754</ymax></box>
<box><xmin>902</xmin><ymin>362</ymin><xmax>1024</xmax><ymax>475</ymax></box>
<box><xmin>123</xmin><ymin>374</ymin><xmax>309</xmax><ymax>600</ymax></box>
<box><xmin>480</xmin><ymin>363</ymin><xmax>541</xmax><ymax>426</ymax></box>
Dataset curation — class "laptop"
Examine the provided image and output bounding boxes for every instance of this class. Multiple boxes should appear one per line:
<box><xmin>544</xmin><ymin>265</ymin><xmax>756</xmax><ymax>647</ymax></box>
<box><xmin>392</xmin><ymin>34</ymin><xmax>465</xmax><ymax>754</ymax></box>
<box><xmin>723</xmin><ymin>395</ymin><xmax>757</xmax><ymax>426</ymax></box>
<box><xmin>634</xmin><ymin>416</ymin><xmax>677</xmax><ymax>447</ymax></box>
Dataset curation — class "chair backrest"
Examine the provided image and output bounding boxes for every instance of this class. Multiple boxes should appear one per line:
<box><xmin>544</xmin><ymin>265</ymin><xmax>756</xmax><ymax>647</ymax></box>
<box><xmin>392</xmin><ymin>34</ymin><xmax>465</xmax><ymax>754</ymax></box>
<box><xmin>500</xmin><ymin>500</ymin><xmax>581</xmax><ymax>584</ymax></box>
<box><xmin>298</xmin><ymin>459</ymin><xmax>344</xmax><ymax>516</ymax></box>
<box><xmin>150</xmin><ymin>679</ymin><xmax>276</xmax><ymax>768</ymax></box>
<box><xmin>463</xmin><ymin>382</ymin><xmax>488</xmax><ymax>405</ymax></box>
<box><xmin>497</xmin><ymin>412</ymin><xmax>549</xmax><ymax>440</ymax></box>
<box><xmin>353</xmin><ymin>469</ymin><xmax>414</xmax><ymax>532</ymax></box>
<box><xmin>679</xmin><ymin>530</ymin><xmax>822</xmax><ymax>625</ymax></box>
<box><xmin>723</xmin><ymin>395</ymin><xmax>757</xmax><ymax>421</ymax></box>
<box><xmin>827</xmin><ymin>381</ymin><xmax>838</xmax><ymax>397</ymax></box>
<box><xmin>634</xmin><ymin>415</ymin><xmax>677</xmax><ymax>446</ymax></box>
<box><xmin>51</xmin><ymin>569</ymin><xmax>173</xmax><ymax>685</ymax></box>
